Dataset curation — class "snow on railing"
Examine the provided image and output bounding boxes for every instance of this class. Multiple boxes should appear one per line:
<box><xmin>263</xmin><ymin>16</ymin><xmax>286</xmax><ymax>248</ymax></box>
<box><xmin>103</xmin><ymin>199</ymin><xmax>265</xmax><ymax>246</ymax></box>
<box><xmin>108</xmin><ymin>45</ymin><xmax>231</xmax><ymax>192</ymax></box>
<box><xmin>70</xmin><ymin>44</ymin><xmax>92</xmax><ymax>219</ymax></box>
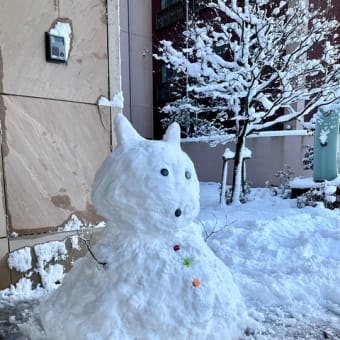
<box><xmin>180</xmin><ymin>129</ymin><xmax>312</xmax><ymax>144</ymax></box>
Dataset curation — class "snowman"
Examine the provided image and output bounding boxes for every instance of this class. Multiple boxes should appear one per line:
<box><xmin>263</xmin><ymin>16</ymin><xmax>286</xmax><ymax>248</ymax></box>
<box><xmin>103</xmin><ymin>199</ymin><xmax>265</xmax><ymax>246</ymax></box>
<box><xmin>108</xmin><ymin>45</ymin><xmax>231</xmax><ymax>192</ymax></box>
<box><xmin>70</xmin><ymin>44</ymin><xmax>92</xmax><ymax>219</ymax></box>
<box><xmin>39</xmin><ymin>114</ymin><xmax>248</xmax><ymax>339</ymax></box>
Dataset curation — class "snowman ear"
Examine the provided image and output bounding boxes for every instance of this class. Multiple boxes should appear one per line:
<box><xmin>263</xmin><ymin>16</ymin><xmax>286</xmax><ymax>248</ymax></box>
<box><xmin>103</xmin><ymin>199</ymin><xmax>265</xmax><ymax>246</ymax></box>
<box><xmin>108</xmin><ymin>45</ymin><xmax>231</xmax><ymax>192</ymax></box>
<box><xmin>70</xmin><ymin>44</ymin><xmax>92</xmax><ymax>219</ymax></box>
<box><xmin>163</xmin><ymin>122</ymin><xmax>181</xmax><ymax>147</ymax></box>
<box><xmin>115</xmin><ymin>113</ymin><xmax>143</xmax><ymax>147</ymax></box>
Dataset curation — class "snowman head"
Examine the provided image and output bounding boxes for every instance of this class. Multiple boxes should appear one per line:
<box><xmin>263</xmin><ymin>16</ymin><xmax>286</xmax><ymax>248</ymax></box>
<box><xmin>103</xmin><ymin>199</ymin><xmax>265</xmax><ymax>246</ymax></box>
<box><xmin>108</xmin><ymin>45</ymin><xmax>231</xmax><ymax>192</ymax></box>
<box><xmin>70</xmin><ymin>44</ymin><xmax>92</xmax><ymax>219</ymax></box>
<box><xmin>92</xmin><ymin>114</ymin><xmax>200</xmax><ymax>234</ymax></box>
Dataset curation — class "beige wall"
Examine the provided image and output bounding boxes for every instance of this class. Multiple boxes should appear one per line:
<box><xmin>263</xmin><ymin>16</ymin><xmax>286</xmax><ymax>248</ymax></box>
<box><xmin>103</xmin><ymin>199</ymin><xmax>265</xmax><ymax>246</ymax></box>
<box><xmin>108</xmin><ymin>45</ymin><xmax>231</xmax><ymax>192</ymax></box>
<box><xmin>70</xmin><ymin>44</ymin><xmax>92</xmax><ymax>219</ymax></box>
<box><xmin>0</xmin><ymin>0</ymin><xmax>109</xmax><ymax>103</ymax></box>
<box><xmin>0</xmin><ymin>238</ymin><xmax>10</xmax><ymax>289</ymax></box>
<box><xmin>4</xmin><ymin>96</ymin><xmax>110</xmax><ymax>231</ymax></box>
<box><xmin>120</xmin><ymin>0</ymin><xmax>153</xmax><ymax>138</ymax></box>
<box><xmin>0</xmin><ymin>0</ymin><xmax>121</xmax><ymax>288</ymax></box>
<box><xmin>182</xmin><ymin>134</ymin><xmax>314</xmax><ymax>187</ymax></box>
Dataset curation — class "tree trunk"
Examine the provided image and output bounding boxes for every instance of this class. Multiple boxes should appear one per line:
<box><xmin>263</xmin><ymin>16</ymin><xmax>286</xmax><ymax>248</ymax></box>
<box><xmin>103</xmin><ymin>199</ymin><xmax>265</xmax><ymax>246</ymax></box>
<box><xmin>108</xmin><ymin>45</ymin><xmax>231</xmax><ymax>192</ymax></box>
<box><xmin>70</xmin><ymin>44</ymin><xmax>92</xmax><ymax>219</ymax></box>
<box><xmin>230</xmin><ymin>129</ymin><xmax>247</xmax><ymax>204</ymax></box>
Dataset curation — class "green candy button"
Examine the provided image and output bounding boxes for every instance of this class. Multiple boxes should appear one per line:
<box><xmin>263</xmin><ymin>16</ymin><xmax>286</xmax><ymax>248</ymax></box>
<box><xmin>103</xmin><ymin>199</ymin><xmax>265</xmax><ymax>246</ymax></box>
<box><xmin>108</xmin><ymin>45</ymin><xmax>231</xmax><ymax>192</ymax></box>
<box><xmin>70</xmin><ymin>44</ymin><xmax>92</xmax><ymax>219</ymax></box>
<box><xmin>182</xmin><ymin>258</ymin><xmax>192</xmax><ymax>267</ymax></box>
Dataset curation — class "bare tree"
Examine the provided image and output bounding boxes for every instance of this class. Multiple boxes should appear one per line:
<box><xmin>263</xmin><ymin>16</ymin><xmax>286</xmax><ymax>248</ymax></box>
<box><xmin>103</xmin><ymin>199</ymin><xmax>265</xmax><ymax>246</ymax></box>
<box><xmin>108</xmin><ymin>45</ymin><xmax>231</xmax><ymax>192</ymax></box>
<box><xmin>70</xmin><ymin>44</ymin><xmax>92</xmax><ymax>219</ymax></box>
<box><xmin>154</xmin><ymin>0</ymin><xmax>340</xmax><ymax>204</ymax></box>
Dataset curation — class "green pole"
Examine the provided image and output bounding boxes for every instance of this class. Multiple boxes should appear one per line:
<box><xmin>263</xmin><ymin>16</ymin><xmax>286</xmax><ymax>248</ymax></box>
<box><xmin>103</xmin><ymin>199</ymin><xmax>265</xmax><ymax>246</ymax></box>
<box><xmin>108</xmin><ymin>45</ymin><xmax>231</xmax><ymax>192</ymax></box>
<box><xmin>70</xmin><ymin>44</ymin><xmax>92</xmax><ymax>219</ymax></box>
<box><xmin>313</xmin><ymin>105</ymin><xmax>340</xmax><ymax>182</ymax></box>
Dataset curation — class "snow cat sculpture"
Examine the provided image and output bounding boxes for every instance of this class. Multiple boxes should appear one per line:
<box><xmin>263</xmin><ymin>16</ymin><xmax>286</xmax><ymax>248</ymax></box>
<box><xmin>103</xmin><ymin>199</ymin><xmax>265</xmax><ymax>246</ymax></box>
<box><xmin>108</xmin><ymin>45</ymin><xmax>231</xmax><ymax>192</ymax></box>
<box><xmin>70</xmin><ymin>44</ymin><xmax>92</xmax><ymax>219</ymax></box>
<box><xmin>39</xmin><ymin>113</ymin><xmax>247</xmax><ymax>340</ymax></box>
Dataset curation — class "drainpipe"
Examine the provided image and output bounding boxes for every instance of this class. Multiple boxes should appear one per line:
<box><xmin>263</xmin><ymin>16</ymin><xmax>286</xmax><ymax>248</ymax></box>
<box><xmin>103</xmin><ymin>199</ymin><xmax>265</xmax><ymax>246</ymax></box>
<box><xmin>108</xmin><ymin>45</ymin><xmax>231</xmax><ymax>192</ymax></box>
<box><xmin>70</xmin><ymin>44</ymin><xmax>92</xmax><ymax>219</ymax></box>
<box><xmin>127</xmin><ymin>0</ymin><xmax>133</xmax><ymax>124</ymax></box>
<box><xmin>185</xmin><ymin>0</ymin><xmax>189</xmax><ymax>97</ymax></box>
<box><xmin>107</xmin><ymin>0</ymin><xmax>123</xmax><ymax>148</ymax></box>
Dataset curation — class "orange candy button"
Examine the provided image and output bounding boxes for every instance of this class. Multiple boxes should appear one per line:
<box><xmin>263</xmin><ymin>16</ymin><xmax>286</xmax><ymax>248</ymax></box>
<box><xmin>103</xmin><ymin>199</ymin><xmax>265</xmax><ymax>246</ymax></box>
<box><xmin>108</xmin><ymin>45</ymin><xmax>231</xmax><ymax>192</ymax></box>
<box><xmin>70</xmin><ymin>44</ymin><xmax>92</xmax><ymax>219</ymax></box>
<box><xmin>192</xmin><ymin>278</ymin><xmax>200</xmax><ymax>287</ymax></box>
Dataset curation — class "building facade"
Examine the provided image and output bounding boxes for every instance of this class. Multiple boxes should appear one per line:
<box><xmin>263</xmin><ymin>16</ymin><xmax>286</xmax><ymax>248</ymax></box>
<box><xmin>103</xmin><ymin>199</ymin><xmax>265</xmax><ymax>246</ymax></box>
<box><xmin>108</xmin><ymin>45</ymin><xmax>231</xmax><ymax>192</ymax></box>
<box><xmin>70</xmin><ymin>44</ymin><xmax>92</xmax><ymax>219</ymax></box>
<box><xmin>0</xmin><ymin>0</ymin><xmax>338</xmax><ymax>289</ymax></box>
<box><xmin>151</xmin><ymin>0</ymin><xmax>339</xmax><ymax>186</ymax></box>
<box><xmin>120</xmin><ymin>0</ymin><xmax>154</xmax><ymax>139</ymax></box>
<box><xmin>0</xmin><ymin>0</ymin><xmax>121</xmax><ymax>288</ymax></box>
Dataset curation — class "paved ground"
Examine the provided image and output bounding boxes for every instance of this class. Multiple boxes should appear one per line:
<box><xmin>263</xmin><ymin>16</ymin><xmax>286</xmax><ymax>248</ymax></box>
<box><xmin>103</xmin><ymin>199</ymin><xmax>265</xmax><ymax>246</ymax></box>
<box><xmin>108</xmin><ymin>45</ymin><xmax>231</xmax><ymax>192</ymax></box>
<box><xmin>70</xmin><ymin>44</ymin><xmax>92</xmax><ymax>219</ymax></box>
<box><xmin>0</xmin><ymin>300</ymin><xmax>41</xmax><ymax>340</ymax></box>
<box><xmin>243</xmin><ymin>308</ymin><xmax>340</xmax><ymax>340</ymax></box>
<box><xmin>0</xmin><ymin>300</ymin><xmax>339</xmax><ymax>339</ymax></box>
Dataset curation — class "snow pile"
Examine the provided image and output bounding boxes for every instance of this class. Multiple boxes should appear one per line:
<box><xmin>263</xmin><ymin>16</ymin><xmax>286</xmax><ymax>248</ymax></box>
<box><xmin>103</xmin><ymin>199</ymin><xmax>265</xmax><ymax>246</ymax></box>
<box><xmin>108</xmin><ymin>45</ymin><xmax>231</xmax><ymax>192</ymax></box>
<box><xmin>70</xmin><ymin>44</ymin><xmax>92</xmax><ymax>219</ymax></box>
<box><xmin>5</xmin><ymin>236</ymin><xmax>85</xmax><ymax>298</ymax></box>
<box><xmin>199</xmin><ymin>183</ymin><xmax>340</xmax><ymax>335</ymax></box>
<box><xmin>98</xmin><ymin>92</ymin><xmax>124</xmax><ymax>108</ymax></box>
<box><xmin>32</xmin><ymin>241</ymin><xmax>67</xmax><ymax>292</ymax></box>
<box><xmin>38</xmin><ymin>114</ymin><xmax>248</xmax><ymax>340</ymax></box>
<box><xmin>57</xmin><ymin>214</ymin><xmax>106</xmax><ymax>232</ymax></box>
<box><xmin>7</xmin><ymin>247</ymin><xmax>32</xmax><ymax>273</ymax></box>
<box><xmin>0</xmin><ymin>181</ymin><xmax>339</xmax><ymax>338</ymax></box>
<box><xmin>290</xmin><ymin>175</ymin><xmax>340</xmax><ymax>189</ymax></box>
<box><xmin>58</xmin><ymin>214</ymin><xmax>83</xmax><ymax>232</ymax></box>
<box><xmin>1</xmin><ymin>117</ymin><xmax>338</xmax><ymax>338</ymax></box>
<box><xmin>69</xmin><ymin>235</ymin><xmax>80</xmax><ymax>250</ymax></box>
<box><xmin>223</xmin><ymin>147</ymin><xmax>235</xmax><ymax>159</ymax></box>
<box><xmin>0</xmin><ymin>278</ymin><xmax>47</xmax><ymax>302</ymax></box>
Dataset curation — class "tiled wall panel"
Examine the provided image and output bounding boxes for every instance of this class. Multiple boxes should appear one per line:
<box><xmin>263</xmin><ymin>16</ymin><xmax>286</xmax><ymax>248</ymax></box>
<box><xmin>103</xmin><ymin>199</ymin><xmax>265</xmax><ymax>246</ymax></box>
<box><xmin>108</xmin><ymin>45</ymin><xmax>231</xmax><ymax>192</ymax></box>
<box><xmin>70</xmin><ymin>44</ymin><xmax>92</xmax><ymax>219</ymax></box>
<box><xmin>3</xmin><ymin>96</ymin><xmax>110</xmax><ymax>231</ymax></box>
<box><xmin>0</xmin><ymin>147</ymin><xmax>7</xmax><ymax>238</ymax></box>
<box><xmin>0</xmin><ymin>238</ymin><xmax>10</xmax><ymax>289</ymax></box>
<box><xmin>0</xmin><ymin>0</ymin><xmax>108</xmax><ymax>103</ymax></box>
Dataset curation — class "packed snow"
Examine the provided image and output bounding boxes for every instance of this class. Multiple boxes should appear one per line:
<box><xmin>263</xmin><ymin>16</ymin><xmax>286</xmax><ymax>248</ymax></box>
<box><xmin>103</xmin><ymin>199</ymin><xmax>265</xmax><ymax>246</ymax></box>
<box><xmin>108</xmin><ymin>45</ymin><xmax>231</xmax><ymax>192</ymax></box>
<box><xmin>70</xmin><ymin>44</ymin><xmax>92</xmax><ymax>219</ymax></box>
<box><xmin>57</xmin><ymin>213</ymin><xmax>106</xmax><ymax>232</ymax></box>
<box><xmin>37</xmin><ymin>113</ymin><xmax>247</xmax><ymax>339</ymax></box>
<box><xmin>290</xmin><ymin>175</ymin><xmax>340</xmax><ymax>189</ymax></box>
<box><xmin>98</xmin><ymin>92</ymin><xmax>124</xmax><ymax>108</ymax></box>
<box><xmin>34</xmin><ymin>241</ymin><xmax>68</xmax><ymax>292</ymax></box>
<box><xmin>7</xmin><ymin>247</ymin><xmax>32</xmax><ymax>273</ymax></box>
<box><xmin>0</xmin><ymin>115</ymin><xmax>339</xmax><ymax>339</ymax></box>
<box><xmin>199</xmin><ymin>182</ymin><xmax>340</xmax><ymax>337</ymax></box>
<box><xmin>2</xmin><ymin>182</ymin><xmax>339</xmax><ymax>338</ymax></box>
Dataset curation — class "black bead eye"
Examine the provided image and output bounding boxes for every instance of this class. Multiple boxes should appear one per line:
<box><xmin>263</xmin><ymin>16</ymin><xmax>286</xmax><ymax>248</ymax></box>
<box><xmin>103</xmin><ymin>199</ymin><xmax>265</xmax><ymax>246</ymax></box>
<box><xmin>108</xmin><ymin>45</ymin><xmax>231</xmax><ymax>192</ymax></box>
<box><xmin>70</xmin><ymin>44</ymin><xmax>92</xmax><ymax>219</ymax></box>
<box><xmin>185</xmin><ymin>171</ymin><xmax>191</xmax><ymax>179</ymax></box>
<box><xmin>160</xmin><ymin>168</ymin><xmax>169</xmax><ymax>176</ymax></box>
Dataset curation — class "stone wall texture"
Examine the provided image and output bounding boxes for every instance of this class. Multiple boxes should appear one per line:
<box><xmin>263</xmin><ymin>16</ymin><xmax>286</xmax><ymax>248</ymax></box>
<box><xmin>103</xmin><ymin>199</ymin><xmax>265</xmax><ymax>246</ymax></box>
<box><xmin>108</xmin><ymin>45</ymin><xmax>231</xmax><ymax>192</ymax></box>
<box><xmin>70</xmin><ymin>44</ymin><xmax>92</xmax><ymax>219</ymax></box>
<box><xmin>0</xmin><ymin>0</ymin><xmax>120</xmax><ymax>288</ymax></box>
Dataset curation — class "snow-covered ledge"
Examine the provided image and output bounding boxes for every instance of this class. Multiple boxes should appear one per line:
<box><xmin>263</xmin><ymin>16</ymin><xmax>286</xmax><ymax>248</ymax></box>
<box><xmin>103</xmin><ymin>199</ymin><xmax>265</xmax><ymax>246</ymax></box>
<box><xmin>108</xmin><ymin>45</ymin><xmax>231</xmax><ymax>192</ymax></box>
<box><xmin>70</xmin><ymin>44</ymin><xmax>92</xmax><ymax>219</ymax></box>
<box><xmin>248</xmin><ymin>130</ymin><xmax>313</xmax><ymax>138</ymax></box>
<box><xmin>290</xmin><ymin>175</ymin><xmax>340</xmax><ymax>189</ymax></box>
<box><xmin>181</xmin><ymin>130</ymin><xmax>312</xmax><ymax>144</ymax></box>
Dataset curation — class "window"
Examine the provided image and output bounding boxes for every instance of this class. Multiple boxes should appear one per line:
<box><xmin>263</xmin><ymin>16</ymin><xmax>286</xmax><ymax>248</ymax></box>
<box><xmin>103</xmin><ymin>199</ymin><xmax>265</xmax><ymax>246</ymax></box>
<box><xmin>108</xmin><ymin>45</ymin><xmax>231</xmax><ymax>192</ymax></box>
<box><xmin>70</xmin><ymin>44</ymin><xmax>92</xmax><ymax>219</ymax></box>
<box><xmin>156</xmin><ymin>2</ymin><xmax>184</xmax><ymax>30</ymax></box>
<box><xmin>161</xmin><ymin>0</ymin><xmax>182</xmax><ymax>10</ymax></box>
<box><xmin>161</xmin><ymin>64</ymin><xmax>177</xmax><ymax>84</ymax></box>
<box><xmin>193</xmin><ymin>0</ymin><xmax>209</xmax><ymax>13</ymax></box>
<box><xmin>157</xmin><ymin>64</ymin><xmax>182</xmax><ymax>101</ymax></box>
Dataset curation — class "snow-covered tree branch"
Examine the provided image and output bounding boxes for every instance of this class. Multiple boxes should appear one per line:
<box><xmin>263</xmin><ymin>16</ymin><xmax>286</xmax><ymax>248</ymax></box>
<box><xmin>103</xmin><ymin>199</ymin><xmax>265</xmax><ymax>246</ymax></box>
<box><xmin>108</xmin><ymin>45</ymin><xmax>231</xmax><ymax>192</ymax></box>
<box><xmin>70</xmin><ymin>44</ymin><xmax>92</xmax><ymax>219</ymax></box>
<box><xmin>154</xmin><ymin>0</ymin><xmax>340</xmax><ymax>203</ymax></box>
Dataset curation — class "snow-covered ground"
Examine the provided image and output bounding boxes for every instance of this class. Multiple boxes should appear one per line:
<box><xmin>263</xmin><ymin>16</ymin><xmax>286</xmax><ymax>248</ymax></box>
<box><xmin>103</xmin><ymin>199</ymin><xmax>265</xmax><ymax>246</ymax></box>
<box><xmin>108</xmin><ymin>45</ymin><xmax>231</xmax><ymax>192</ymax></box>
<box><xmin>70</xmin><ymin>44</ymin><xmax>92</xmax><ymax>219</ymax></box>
<box><xmin>0</xmin><ymin>182</ymin><xmax>339</xmax><ymax>339</ymax></box>
<box><xmin>199</xmin><ymin>182</ymin><xmax>340</xmax><ymax>339</ymax></box>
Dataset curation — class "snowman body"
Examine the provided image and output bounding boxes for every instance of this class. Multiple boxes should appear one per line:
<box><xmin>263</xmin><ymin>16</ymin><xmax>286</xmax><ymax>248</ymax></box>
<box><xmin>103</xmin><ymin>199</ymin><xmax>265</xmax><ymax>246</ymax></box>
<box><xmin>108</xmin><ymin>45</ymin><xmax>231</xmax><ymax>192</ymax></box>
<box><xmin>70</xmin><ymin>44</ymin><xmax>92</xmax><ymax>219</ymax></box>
<box><xmin>39</xmin><ymin>114</ymin><xmax>247</xmax><ymax>339</ymax></box>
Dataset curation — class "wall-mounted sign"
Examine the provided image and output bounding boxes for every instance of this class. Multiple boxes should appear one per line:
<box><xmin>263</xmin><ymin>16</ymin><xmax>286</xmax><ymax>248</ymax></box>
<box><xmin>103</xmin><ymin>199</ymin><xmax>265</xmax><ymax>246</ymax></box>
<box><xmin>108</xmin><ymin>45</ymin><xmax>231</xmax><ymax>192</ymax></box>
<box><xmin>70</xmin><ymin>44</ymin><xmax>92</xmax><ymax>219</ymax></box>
<box><xmin>45</xmin><ymin>32</ymin><xmax>67</xmax><ymax>63</ymax></box>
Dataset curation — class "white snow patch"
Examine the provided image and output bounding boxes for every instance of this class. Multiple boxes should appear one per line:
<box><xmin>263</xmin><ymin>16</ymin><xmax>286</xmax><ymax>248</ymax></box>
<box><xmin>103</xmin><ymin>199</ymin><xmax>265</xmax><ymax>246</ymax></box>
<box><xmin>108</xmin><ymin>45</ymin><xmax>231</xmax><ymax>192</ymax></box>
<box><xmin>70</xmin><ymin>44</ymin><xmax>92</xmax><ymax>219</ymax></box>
<box><xmin>0</xmin><ymin>278</ymin><xmax>47</xmax><ymax>301</ymax></box>
<box><xmin>319</xmin><ymin>127</ymin><xmax>330</xmax><ymax>145</ymax></box>
<box><xmin>181</xmin><ymin>130</ymin><xmax>312</xmax><ymax>144</ymax></box>
<box><xmin>34</xmin><ymin>241</ymin><xmax>67</xmax><ymax>268</ymax></box>
<box><xmin>199</xmin><ymin>182</ymin><xmax>340</xmax><ymax>332</ymax></box>
<box><xmin>243</xmin><ymin>147</ymin><xmax>252</xmax><ymax>158</ymax></box>
<box><xmin>58</xmin><ymin>214</ymin><xmax>106</xmax><ymax>232</ymax></box>
<box><xmin>290</xmin><ymin>175</ymin><xmax>340</xmax><ymax>189</ymax></box>
<box><xmin>33</xmin><ymin>241</ymin><xmax>68</xmax><ymax>291</ymax></box>
<box><xmin>223</xmin><ymin>147</ymin><xmax>235</xmax><ymax>159</ymax></box>
<box><xmin>39</xmin><ymin>264</ymin><xmax>64</xmax><ymax>291</ymax></box>
<box><xmin>7</xmin><ymin>247</ymin><xmax>32</xmax><ymax>272</ymax></box>
<box><xmin>0</xmin><ymin>182</ymin><xmax>339</xmax><ymax>337</ymax></box>
<box><xmin>70</xmin><ymin>235</ymin><xmax>80</xmax><ymax>250</ymax></box>
<box><xmin>98</xmin><ymin>92</ymin><xmax>124</xmax><ymax>108</ymax></box>
<box><xmin>58</xmin><ymin>214</ymin><xmax>83</xmax><ymax>231</ymax></box>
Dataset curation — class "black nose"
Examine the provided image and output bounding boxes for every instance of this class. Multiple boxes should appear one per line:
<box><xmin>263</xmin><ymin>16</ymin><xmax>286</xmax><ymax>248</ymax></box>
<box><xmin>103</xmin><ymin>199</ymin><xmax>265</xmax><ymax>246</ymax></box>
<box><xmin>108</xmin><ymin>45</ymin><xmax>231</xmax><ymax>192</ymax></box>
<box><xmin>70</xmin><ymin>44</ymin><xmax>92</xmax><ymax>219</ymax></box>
<box><xmin>174</xmin><ymin>209</ymin><xmax>182</xmax><ymax>217</ymax></box>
